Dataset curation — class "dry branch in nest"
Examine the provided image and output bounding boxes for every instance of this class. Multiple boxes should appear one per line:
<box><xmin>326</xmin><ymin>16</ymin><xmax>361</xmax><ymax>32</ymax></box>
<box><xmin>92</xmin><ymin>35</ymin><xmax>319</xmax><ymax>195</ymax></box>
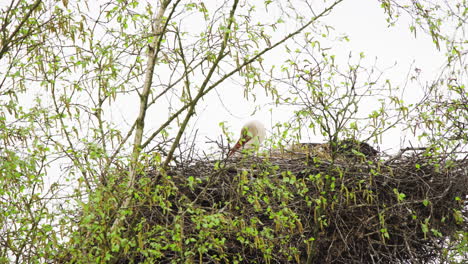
<box><xmin>118</xmin><ymin>146</ymin><xmax>467</xmax><ymax>264</ymax></box>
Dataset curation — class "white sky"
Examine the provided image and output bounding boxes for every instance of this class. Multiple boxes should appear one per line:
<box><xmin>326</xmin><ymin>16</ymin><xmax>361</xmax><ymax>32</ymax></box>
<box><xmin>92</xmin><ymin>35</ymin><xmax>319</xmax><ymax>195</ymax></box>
<box><xmin>36</xmin><ymin>0</ymin><xmax>447</xmax><ymax>159</ymax></box>
<box><xmin>189</xmin><ymin>0</ymin><xmax>446</xmax><ymax>155</ymax></box>
<box><xmin>0</xmin><ymin>0</ymin><xmax>452</xmax><ymax>166</ymax></box>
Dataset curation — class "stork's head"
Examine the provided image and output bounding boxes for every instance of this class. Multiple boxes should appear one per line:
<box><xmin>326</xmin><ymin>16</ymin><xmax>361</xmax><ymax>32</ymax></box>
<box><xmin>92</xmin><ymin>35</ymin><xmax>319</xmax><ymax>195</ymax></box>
<box><xmin>228</xmin><ymin>120</ymin><xmax>266</xmax><ymax>157</ymax></box>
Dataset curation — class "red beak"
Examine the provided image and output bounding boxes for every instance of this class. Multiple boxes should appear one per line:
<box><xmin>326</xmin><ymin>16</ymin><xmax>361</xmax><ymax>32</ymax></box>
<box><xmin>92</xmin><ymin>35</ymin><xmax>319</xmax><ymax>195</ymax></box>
<box><xmin>227</xmin><ymin>135</ymin><xmax>252</xmax><ymax>157</ymax></box>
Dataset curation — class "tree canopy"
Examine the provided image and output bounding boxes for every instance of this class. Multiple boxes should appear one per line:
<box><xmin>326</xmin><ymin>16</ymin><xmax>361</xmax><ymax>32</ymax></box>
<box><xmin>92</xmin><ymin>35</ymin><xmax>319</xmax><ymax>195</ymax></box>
<box><xmin>0</xmin><ymin>0</ymin><xmax>466</xmax><ymax>263</ymax></box>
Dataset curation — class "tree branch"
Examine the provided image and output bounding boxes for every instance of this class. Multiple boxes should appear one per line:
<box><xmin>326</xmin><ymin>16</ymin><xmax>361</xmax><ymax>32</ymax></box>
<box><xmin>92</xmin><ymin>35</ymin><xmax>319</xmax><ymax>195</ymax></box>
<box><xmin>110</xmin><ymin>0</ymin><xmax>179</xmax><ymax>234</ymax></box>
<box><xmin>0</xmin><ymin>0</ymin><xmax>43</xmax><ymax>60</ymax></box>
<box><xmin>141</xmin><ymin>0</ymin><xmax>345</xmax><ymax>151</ymax></box>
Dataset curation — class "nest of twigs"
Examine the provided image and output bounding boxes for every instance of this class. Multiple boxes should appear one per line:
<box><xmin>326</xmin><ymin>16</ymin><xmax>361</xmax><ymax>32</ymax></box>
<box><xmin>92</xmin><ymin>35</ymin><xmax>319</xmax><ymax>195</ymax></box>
<box><xmin>121</xmin><ymin>146</ymin><xmax>467</xmax><ymax>264</ymax></box>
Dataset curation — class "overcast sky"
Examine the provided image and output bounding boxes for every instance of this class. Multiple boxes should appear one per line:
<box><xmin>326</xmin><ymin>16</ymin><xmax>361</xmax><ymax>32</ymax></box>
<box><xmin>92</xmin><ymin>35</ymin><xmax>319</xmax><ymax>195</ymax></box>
<box><xmin>1</xmin><ymin>0</ymin><xmax>449</xmax><ymax>157</ymax></box>
<box><xmin>187</xmin><ymin>0</ymin><xmax>446</xmax><ymax>155</ymax></box>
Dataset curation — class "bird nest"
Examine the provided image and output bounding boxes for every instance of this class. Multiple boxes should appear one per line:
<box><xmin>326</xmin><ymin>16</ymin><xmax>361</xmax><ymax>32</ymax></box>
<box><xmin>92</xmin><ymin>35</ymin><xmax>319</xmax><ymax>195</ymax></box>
<box><xmin>120</xmin><ymin>146</ymin><xmax>467</xmax><ymax>264</ymax></box>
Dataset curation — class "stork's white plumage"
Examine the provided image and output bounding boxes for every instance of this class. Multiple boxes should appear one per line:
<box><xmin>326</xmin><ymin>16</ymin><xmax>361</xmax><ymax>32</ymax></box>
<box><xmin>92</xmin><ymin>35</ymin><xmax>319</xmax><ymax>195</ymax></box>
<box><xmin>228</xmin><ymin>120</ymin><xmax>266</xmax><ymax>157</ymax></box>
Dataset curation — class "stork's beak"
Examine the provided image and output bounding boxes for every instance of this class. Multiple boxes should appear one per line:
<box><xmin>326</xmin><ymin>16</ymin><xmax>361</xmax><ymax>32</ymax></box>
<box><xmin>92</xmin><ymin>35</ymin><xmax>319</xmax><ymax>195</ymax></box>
<box><xmin>227</xmin><ymin>135</ymin><xmax>252</xmax><ymax>157</ymax></box>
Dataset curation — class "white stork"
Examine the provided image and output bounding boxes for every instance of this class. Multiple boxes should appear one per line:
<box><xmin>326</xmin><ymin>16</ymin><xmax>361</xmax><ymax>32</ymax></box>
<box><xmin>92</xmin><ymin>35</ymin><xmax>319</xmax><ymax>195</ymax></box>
<box><xmin>227</xmin><ymin>120</ymin><xmax>266</xmax><ymax>157</ymax></box>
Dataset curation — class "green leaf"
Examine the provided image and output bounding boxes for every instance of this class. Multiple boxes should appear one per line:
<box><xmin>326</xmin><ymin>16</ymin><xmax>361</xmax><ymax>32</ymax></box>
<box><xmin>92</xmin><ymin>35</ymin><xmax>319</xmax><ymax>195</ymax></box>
<box><xmin>422</xmin><ymin>199</ymin><xmax>429</xmax><ymax>207</ymax></box>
